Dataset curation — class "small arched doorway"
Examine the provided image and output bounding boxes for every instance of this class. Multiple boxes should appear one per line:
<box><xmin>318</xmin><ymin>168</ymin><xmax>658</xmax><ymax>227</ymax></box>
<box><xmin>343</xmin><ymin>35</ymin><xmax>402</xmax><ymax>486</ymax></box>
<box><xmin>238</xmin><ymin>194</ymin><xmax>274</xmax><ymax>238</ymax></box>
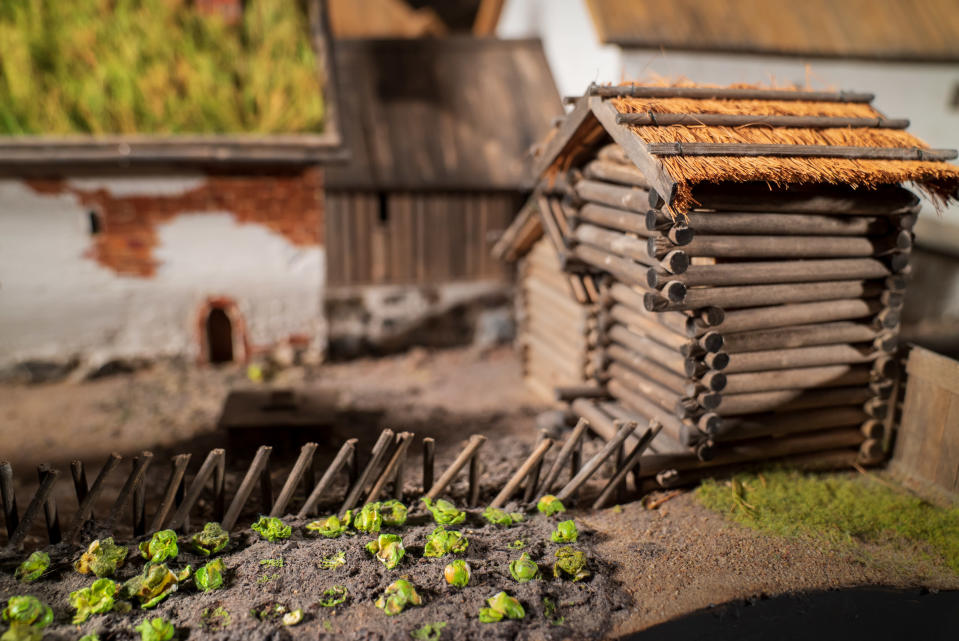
<box><xmin>197</xmin><ymin>297</ymin><xmax>247</xmax><ymax>365</ymax></box>
<box><xmin>206</xmin><ymin>307</ymin><xmax>234</xmax><ymax>363</ymax></box>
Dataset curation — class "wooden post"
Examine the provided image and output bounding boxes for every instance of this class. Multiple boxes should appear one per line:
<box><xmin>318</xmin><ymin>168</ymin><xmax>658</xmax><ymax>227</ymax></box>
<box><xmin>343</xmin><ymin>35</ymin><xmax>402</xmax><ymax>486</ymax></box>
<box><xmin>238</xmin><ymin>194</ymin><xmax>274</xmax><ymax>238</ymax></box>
<box><xmin>36</xmin><ymin>465</ymin><xmax>61</xmax><ymax>544</ymax></box>
<box><xmin>592</xmin><ymin>422</ymin><xmax>663</xmax><ymax>509</ymax></box>
<box><xmin>489</xmin><ymin>438</ymin><xmax>554</xmax><ymax>508</ymax></box>
<box><xmin>297</xmin><ymin>439</ymin><xmax>355</xmax><ymax>518</ymax></box>
<box><xmin>70</xmin><ymin>460</ymin><xmax>88</xmax><ymax>510</ymax></box>
<box><xmin>222</xmin><ymin>446</ymin><xmax>271</xmax><ymax>530</ymax></box>
<box><xmin>539</xmin><ymin>418</ymin><xmax>590</xmax><ymax>493</ymax></box>
<box><xmin>522</xmin><ymin>429</ymin><xmax>550</xmax><ymax>504</ymax></box>
<box><xmin>425</xmin><ymin>434</ymin><xmax>487</xmax><ymax>500</ymax></box>
<box><xmin>468</xmin><ymin>455</ymin><xmax>483</xmax><ymax>507</ymax></box>
<box><xmin>270</xmin><ymin>442</ymin><xmax>318</xmax><ymax>517</ymax></box>
<box><xmin>167</xmin><ymin>449</ymin><xmax>224</xmax><ymax>532</ymax></box>
<box><xmin>341</xmin><ymin>429</ymin><xmax>395</xmax><ymax>512</ymax></box>
<box><xmin>555</xmin><ymin>421</ymin><xmax>638</xmax><ymax>502</ymax></box>
<box><xmin>0</xmin><ymin>461</ymin><xmax>18</xmax><ymax>539</ymax></box>
<box><xmin>67</xmin><ymin>453</ymin><xmax>122</xmax><ymax>541</ymax></box>
<box><xmin>106</xmin><ymin>452</ymin><xmax>152</xmax><ymax>530</ymax></box>
<box><xmin>422</xmin><ymin>437</ymin><xmax>435</xmax><ymax>494</ymax></box>
<box><xmin>366</xmin><ymin>432</ymin><xmax>414</xmax><ymax>504</ymax></box>
<box><xmin>4</xmin><ymin>469</ymin><xmax>59</xmax><ymax>551</ymax></box>
<box><xmin>150</xmin><ymin>454</ymin><xmax>192</xmax><ymax>533</ymax></box>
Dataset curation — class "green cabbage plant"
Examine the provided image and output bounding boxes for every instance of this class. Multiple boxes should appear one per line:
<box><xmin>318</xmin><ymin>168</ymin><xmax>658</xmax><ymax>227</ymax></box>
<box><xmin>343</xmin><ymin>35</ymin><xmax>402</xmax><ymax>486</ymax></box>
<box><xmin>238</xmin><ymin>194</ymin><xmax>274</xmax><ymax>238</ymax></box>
<box><xmin>478</xmin><ymin>592</ymin><xmax>524</xmax><ymax>623</ymax></box>
<box><xmin>319</xmin><ymin>585</ymin><xmax>348</xmax><ymax>607</ymax></box>
<box><xmin>379</xmin><ymin>500</ymin><xmax>408</xmax><ymax>527</ymax></box>
<box><xmin>75</xmin><ymin>538</ymin><xmax>128</xmax><ymax>578</ymax></box>
<box><xmin>195</xmin><ymin>559</ymin><xmax>225</xmax><ymax>592</ymax></box>
<box><xmin>191</xmin><ymin>522</ymin><xmax>229</xmax><ymax>556</ymax></box>
<box><xmin>69</xmin><ymin>578</ymin><xmax>118</xmax><ymax>624</ymax></box>
<box><xmin>354</xmin><ymin>503</ymin><xmax>383</xmax><ymax>533</ymax></box>
<box><xmin>139</xmin><ymin>530</ymin><xmax>178</xmax><ymax>564</ymax></box>
<box><xmin>551</xmin><ymin>519</ymin><xmax>578</xmax><ymax>543</ymax></box>
<box><xmin>1</xmin><ymin>596</ymin><xmax>53</xmax><ymax>641</ymax></box>
<box><xmin>282</xmin><ymin>609</ymin><xmax>303</xmax><ymax>626</ymax></box>
<box><xmin>508</xmin><ymin>553</ymin><xmax>539</xmax><ymax>583</ymax></box>
<box><xmin>375</xmin><ymin>579</ymin><xmax>422</xmax><ymax>616</ymax></box>
<box><xmin>423</xmin><ymin>527</ymin><xmax>468</xmax><ymax>557</ymax></box>
<box><xmin>120</xmin><ymin>564</ymin><xmax>191</xmax><ymax>609</ymax></box>
<box><xmin>366</xmin><ymin>534</ymin><xmax>405</xmax><ymax>569</ymax></box>
<box><xmin>251</xmin><ymin>516</ymin><xmax>291</xmax><ymax>542</ymax></box>
<box><xmin>443</xmin><ymin>560</ymin><xmax>470</xmax><ymax>587</ymax></box>
<box><xmin>481</xmin><ymin>507</ymin><xmax>523</xmax><ymax>527</ymax></box>
<box><xmin>421</xmin><ymin>497</ymin><xmax>465</xmax><ymax>525</ymax></box>
<box><xmin>553</xmin><ymin>546</ymin><xmax>589</xmax><ymax>581</ymax></box>
<box><xmin>305</xmin><ymin>511</ymin><xmax>351</xmax><ymax>538</ymax></box>
<box><xmin>135</xmin><ymin>617</ymin><xmax>175</xmax><ymax>641</ymax></box>
<box><xmin>537</xmin><ymin>495</ymin><xmax>566</xmax><ymax>517</ymax></box>
<box><xmin>14</xmin><ymin>552</ymin><xmax>49</xmax><ymax>583</ymax></box>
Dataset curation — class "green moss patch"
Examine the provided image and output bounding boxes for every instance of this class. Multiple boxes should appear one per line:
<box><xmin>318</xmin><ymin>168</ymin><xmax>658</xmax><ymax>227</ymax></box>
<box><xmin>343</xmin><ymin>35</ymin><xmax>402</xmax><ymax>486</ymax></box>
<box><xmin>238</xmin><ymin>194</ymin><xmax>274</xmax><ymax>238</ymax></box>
<box><xmin>0</xmin><ymin>0</ymin><xmax>324</xmax><ymax>134</ymax></box>
<box><xmin>697</xmin><ymin>469</ymin><xmax>959</xmax><ymax>573</ymax></box>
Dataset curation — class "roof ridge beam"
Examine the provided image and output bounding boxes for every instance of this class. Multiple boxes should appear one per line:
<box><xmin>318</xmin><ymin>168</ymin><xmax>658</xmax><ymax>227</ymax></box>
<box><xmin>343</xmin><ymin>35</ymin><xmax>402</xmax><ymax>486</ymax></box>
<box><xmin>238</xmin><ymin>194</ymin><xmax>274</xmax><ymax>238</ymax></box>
<box><xmin>588</xmin><ymin>83</ymin><xmax>874</xmax><ymax>103</ymax></box>
<box><xmin>616</xmin><ymin>112</ymin><xmax>910</xmax><ymax>129</ymax></box>
<box><xmin>646</xmin><ymin>142</ymin><xmax>958</xmax><ymax>161</ymax></box>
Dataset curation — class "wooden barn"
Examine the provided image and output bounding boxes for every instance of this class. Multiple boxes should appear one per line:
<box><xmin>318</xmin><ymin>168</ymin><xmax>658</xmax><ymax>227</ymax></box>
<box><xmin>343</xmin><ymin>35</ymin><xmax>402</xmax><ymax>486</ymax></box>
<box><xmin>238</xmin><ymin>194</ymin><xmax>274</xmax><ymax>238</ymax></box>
<box><xmin>324</xmin><ymin>37</ymin><xmax>561</xmax><ymax>289</ymax></box>
<box><xmin>495</xmin><ymin>82</ymin><xmax>959</xmax><ymax>486</ymax></box>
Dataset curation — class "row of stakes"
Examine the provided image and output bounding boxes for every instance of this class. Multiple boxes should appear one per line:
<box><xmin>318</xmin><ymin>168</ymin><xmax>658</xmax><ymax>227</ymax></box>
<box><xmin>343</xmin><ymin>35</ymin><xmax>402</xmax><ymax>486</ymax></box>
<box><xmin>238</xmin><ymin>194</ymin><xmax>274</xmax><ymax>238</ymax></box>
<box><xmin>0</xmin><ymin>419</ymin><xmax>661</xmax><ymax>554</ymax></box>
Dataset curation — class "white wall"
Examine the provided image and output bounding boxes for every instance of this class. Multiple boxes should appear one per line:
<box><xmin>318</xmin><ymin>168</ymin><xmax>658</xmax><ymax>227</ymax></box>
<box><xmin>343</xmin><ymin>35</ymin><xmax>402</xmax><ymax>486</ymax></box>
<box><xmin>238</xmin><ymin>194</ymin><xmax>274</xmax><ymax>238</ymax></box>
<box><xmin>497</xmin><ymin>0</ymin><xmax>621</xmax><ymax>98</ymax></box>
<box><xmin>0</xmin><ymin>179</ymin><xmax>325</xmax><ymax>370</ymax></box>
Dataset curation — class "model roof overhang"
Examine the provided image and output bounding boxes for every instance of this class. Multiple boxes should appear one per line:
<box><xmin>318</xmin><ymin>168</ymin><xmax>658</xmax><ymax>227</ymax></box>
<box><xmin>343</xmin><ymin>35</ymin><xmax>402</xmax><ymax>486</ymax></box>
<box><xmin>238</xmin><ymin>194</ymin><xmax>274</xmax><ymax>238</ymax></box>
<box><xmin>584</xmin><ymin>0</ymin><xmax>959</xmax><ymax>62</ymax></box>
<box><xmin>0</xmin><ymin>0</ymin><xmax>345</xmax><ymax>169</ymax></box>
<box><xmin>497</xmin><ymin>81</ymin><xmax>959</xmax><ymax>261</ymax></box>
<box><xmin>535</xmin><ymin>83</ymin><xmax>959</xmax><ymax>216</ymax></box>
<box><xmin>325</xmin><ymin>37</ymin><xmax>563</xmax><ymax>191</ymax></box>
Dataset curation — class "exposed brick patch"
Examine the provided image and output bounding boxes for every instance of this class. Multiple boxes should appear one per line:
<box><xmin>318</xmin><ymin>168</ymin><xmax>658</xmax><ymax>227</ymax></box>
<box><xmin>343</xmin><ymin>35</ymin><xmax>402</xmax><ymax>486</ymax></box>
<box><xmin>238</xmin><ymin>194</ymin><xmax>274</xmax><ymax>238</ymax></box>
<box><xmin>26</xmin><ymin>168</ymin><xmax>323</xmax><ymax>278</ymax></box>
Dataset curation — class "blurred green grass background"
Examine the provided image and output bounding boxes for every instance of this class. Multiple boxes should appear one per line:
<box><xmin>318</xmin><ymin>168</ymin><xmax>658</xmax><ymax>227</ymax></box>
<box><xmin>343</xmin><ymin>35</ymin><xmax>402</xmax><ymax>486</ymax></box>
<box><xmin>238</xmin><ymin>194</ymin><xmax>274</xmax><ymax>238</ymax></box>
<box><xmin>0</xmin><ymin>0</ymin><xmax>325</xmax><ymax>134</ymax></box>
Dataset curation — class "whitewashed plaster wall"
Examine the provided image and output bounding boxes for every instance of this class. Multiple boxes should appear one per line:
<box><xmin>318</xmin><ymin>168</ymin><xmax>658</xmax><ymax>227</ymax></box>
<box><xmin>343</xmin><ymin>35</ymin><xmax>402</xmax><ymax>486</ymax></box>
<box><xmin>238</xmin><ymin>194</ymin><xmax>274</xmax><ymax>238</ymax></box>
<box><xmin>0</xmin><ymin>178</ymin><xmax>325</xmax><ymax>370</ymax></box>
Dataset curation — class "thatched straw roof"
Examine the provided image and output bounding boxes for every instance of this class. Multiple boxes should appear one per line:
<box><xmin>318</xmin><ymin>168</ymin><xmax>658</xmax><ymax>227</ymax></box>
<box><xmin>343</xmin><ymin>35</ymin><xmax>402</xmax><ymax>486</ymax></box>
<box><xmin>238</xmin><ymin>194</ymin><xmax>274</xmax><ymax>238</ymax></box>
<box><xmin>537</xmin><ymin>82</ymin><xmax>959</xmax><ymax>215</ymax></box>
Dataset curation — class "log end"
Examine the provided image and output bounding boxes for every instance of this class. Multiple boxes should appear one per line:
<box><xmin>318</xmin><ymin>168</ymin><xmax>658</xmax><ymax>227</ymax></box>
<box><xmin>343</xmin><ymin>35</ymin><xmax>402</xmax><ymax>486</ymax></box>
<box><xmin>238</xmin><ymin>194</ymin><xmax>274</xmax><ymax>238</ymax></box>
<box><xmin>700</xmin><ymin>331</ymin><xmax>724</xmax><ymax>353</ymax></box>
<box><xmin>698</xmin><ymin>393</ymin><xmax>722</xmax><ymax>410</ymax></box>
<box><xmin>668</xmin><ymin>225</ymin><xmax>695</xmax><ymax>246</ymax></box>
<box><xmin>662</xmin><ymin>250</ymin><xmax>689</xmax><ymax>275</ymax></box>
<box><xmin>664</xmin><ymin>280</ymin><xmax>688</xmax><ymax>303</ymax></box>
<box><xmin>702</xmin><ymin>370</ymin><xmax>727</xmax><ymax>392</ymax></box>
<box><xmin>648</xmin><ymin>189</ymin><xmax>665</xmax><ymax>209</ymax></box>
<box><xmin>705</xmin><ymin>352</ymin><xmax>730</xmax><ymax>371</ymax></box>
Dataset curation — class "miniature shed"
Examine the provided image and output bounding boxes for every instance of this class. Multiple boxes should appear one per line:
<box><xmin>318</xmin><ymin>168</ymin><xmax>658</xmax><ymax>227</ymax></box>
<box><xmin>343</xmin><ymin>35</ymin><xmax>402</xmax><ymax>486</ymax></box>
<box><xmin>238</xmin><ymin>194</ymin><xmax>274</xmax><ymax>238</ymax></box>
<box><xmin>324</xmin><ymin>37</ymin><xmax>561</xmax><ymax>288</ymax></box>
<box><xmin>495</xmin><ymin>82</ymin><xmax>959</xmax><ymax>486</ymax></box>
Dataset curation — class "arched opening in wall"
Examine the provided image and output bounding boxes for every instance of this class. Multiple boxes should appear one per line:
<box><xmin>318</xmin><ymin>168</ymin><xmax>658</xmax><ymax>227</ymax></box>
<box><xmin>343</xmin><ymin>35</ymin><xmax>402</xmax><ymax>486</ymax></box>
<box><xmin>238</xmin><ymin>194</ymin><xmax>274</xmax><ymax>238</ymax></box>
<box><xmin>196</xmin><ymin>297</ymin><xmax>248</xmax><ymax>365</ymax></box>
<box><xmin>206</xmin><ymin>307</ymin><xmax>235</xmax><ymax>363</ymax></box>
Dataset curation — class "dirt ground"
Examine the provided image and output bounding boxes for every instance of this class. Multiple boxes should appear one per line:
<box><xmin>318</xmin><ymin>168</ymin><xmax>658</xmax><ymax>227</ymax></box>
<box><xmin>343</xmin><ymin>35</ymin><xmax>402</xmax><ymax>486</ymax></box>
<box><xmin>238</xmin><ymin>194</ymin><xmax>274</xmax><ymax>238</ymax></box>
<box><xmin>1</xmin><ymin>345</ymin><xmax>957</xmax><ymax>639</ymax></box>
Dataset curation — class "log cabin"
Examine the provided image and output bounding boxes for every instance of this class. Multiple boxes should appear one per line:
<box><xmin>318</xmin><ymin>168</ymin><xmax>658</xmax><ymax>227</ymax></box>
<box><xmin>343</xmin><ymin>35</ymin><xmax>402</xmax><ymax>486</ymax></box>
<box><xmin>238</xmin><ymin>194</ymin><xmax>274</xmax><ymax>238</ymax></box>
<box><xmin>494</xmin><ymin>81</ymin><xmax>959</xmax><ymax>484</ymax></box>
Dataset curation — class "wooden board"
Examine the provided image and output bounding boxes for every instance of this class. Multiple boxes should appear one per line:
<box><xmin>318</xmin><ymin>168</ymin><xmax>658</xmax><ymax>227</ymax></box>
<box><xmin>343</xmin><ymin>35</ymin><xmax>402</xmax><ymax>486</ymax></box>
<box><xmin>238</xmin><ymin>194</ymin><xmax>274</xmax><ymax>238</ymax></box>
<box><xmin>893</xmin><ymin>346</ymin><xmax>959</xmax><ymax>496</ymax></box>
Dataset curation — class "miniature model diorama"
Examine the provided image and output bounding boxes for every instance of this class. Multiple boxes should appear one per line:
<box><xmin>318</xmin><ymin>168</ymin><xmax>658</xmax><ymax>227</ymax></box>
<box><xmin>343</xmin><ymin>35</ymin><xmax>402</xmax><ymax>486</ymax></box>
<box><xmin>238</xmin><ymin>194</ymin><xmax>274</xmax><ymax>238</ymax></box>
<box><xmin>3</xmin><ymin>2</ymin><xmax>959</xmax><ymax>641</ymax></box>
<box><xmin>495</xmin><ymin>81</ymin><xmax>959</xmax><ymax>486</ymax></box>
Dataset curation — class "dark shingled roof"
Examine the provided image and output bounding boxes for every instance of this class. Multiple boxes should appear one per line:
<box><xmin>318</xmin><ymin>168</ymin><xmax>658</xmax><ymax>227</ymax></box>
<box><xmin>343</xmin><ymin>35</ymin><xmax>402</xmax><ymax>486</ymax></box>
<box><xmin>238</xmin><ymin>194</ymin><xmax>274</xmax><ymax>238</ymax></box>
<box><xmin>326</xmin><ymin>37</ymin><xmax>562</xmax><ymax>191</ymax></box>
<box><xmin>585</xmin><ymin>0</ymin><xmax>959</xmax><ymax>62</ymax></box>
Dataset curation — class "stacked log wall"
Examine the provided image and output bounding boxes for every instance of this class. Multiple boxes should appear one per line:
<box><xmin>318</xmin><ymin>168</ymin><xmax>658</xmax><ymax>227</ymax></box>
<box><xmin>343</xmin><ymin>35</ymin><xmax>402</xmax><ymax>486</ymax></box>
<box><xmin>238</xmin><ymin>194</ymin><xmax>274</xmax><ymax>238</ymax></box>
<box><xmin>562</xmin><ymin>143</ymin><xmax>910</xmax><ymax>482</ymax></box>
<box><xmin>519</xmin><ymin>238</ymin><xmax>600</xmax><ymax>401</ymax></box>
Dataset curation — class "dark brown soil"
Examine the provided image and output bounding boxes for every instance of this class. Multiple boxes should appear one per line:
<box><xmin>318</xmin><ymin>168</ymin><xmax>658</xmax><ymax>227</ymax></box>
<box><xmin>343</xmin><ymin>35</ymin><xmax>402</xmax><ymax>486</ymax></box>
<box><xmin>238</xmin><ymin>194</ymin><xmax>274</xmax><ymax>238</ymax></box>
<box><xmin>0</xmin><ymin>506</ymin><xmax>628</xmax><ymax>641</ymax></box>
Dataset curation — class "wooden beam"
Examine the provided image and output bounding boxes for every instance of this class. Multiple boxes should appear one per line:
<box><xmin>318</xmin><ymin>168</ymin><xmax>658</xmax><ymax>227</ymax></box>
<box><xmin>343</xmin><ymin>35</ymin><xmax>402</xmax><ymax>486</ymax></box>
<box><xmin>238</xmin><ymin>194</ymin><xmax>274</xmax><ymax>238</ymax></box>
<box><xmin>646</xmin><ymin>142</ymin><xmax>957</xmax><ymax>161</ymax></box>
<box><xmin>616</xmin><ymin>112</ymin><xmax>909</xmax><ymax>129</ymax></box>
<box><xmin>589</xmin><ymin>83</ymin><xmax>874</xmax><ymax>103</ymax></box>
<box><xmin>589</xmin><ymin>98</ymin><xmax>679</xmax><ymax>207</ymax></box>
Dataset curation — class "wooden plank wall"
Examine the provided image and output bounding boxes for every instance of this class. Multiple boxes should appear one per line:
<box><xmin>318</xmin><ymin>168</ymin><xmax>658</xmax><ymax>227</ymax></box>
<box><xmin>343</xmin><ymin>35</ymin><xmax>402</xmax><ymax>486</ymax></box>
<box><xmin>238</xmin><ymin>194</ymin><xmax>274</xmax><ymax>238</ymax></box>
<box><xmin>326</xmin><ymin>191</ymin><xmax>517</xmax><ymax>287</ymax></box>
<box><xmin>892</xmin><ymin>346</ymin><xmax>959</xmax><ymax>496</ymax></box>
